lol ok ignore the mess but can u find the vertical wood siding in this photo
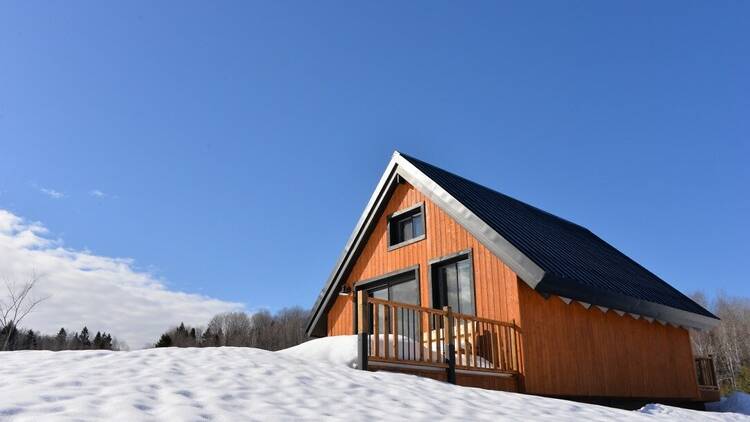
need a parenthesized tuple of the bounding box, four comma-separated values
(326, 181, 522, 336)
(518, 282, 699, 399)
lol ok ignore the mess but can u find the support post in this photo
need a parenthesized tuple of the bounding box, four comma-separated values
(443, 306, 456, 384)
(357, 290, 369, 371)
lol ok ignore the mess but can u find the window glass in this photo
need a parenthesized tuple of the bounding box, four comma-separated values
(443, 264, 459, 311)
(371, 287, 388, 301)
(390, 277, 419, 305)
(389, 206, 425, 247)
(433, 256, 475, 315)
(400, 219, 413, 244)
(457, 259, 474, 315)
(412, 213, 424, 237)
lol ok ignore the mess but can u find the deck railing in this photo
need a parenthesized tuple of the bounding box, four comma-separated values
(695, 356, 719, 390)
(356, 291, 520, 381)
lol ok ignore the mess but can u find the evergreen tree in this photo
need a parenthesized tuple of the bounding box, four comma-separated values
(68, 331, 81, 349)
(79, 327, 91, 348)
(93, 331, 103, 349)
(200, 328, 214, 347)
(22, 329, 38, 350)
(55, 328, 67, 350)
(189, 327, 196, 340)
(102, 333, 113, 350)
(155, 333, 172, 348)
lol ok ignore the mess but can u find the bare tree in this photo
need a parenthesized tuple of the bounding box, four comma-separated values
(274, 307, 310, 349)
(690, 291, 750, 393)
(208, 312, 252, 346)
(0, 273, 49, 351)
(152, 308, 311, 351)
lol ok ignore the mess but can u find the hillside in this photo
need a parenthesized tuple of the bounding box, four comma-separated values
(0, 336, 747, 421)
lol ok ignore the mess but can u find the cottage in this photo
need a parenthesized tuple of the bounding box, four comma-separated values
(306, 151, 720, 408)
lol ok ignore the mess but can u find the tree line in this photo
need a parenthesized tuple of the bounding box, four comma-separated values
(0, 324, 124, 351)
(691, 292, 750, 394)
(154, 307, 310, 351)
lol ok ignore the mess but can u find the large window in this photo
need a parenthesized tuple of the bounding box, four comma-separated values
(388, 203, 425, 249)
(431, 252, 475, 315)
(356, 268, 421, 343)
(364, 270, 419, 305)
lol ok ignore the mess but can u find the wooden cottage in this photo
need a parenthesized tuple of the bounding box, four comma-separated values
(306, 151, 720, 408)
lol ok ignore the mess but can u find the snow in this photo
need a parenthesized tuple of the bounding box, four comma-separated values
(0, 336, 747, 421)
(707, 393, 750, 415)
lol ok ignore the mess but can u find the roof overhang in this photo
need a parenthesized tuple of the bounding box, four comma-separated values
(306, 151, 719, 336)
(536, 275, 719, 330)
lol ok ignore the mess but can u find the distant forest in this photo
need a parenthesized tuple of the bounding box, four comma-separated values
(0, 325, 124, 351)
(153, 307, 310, 351)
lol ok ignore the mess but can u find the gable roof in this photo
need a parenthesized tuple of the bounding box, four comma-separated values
(306, 152, 718, 336)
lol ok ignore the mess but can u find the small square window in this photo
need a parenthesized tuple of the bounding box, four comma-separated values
(388, 204, 425, 249)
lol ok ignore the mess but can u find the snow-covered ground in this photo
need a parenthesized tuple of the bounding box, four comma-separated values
(1, 336, 748, 421)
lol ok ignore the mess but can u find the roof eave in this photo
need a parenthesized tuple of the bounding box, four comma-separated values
(536, 275, 720, 330)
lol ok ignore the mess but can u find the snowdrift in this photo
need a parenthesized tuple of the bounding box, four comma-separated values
(0, 336, 748, 421)
(707, 393, 750, 415)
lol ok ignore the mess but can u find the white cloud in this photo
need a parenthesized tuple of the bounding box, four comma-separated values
(89, 189, 105, 197)
(0, 209, 243, 348)
(39, 187, 65, 199)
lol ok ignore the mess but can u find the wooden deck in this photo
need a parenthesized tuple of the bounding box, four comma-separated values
(357, 292, 520, 391)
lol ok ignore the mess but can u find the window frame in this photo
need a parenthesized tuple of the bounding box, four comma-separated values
(351, 265, 421, 334)
(427, 249, 477, 316)
(387, 202, 426, 251)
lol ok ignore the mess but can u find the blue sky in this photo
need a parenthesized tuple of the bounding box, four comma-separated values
(0, 1, 748, 336)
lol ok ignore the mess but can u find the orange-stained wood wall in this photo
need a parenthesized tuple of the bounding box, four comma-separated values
(518, 282, 699, 399)
(326, 181, 522, 336)
(324, 180, 700, 400)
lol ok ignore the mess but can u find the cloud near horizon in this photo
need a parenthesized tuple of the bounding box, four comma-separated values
(0, 209, 243, 348)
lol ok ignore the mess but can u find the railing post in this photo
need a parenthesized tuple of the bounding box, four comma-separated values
(708, 354, 718, 388)
(443, 306, 456, 384)
(357, 290, 369, 371)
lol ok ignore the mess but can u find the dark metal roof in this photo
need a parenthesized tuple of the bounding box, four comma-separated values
(400, 153, 717, 321)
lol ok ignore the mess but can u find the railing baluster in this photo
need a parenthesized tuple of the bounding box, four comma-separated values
(462, 317, 469, 368)
(494, 322, 502, 370)
(384, 305, 390, 361)
(373, 303, 379, 358)
(455, 316, 461, 367)
(504, 327, 513, 367)
(393, 303, 399, 360)
(419, 309, 425, 362)
(511, 320, 521, 371)
(471, 320, 478, 368)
